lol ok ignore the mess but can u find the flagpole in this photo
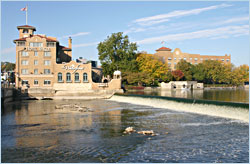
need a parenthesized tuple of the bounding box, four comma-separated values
(26, 5, 28, 25)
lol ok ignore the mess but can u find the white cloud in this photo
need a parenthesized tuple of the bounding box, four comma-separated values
(133, 3, 232, 26)
(213, 16, 249, 26)
(136, 25, 249, 44)
(73, 42, 99, 48)
(1, 47, 15, 54)
(59, 32, 90, 39)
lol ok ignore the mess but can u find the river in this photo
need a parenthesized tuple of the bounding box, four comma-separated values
(1, 89, 249, 163)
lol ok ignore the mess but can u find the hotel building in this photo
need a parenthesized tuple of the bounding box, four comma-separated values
(154, 47, 231, 70)
(14, 25, 121, 92)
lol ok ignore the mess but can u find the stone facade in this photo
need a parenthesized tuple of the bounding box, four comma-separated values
(161, 81, 204, 90)
(14, 25, 121, 93)
(155, 47, 231, 70)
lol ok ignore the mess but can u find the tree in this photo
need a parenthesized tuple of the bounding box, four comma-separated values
(1, 62, 15, 72)
(123, 71, 154, 86)
(136, 53, 170, 84)
(231, 64, 249, 86)
(97, 32, 138, 77)
(176, 60, 193, 81)
(171, 70, 184, 81)
(192, 63, 206, 82)
(202, 60, 226, 84)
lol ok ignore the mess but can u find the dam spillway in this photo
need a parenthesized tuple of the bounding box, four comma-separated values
(110, 94, 249, 123)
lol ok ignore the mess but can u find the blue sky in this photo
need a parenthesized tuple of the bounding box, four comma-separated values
(1, 1, 249, 66)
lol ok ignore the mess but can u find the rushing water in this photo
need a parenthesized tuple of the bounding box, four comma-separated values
(1, 97, 249, 163)
(127, 88, 249, 103)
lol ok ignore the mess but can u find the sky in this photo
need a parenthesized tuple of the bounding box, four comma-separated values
(1, 1, 249, 66)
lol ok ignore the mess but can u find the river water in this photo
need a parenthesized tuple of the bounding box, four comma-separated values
(127, 88, 249, 103)
(1, 92, 249, 163)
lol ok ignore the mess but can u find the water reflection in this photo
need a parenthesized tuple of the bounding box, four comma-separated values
(127, 89, 249, 103)
(2, 99, 249, 163)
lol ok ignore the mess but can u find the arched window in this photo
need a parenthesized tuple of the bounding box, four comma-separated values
(58, 72, 63, 82)
(66, 73, 71, 82)
(75, 73, 80, 82)
(83, 73, 88, 82)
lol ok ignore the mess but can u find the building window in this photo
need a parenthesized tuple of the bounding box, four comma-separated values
(44, 80, 51, 85)
(47, 42, 55, 47)
(21, 51, 28, 56)
(83, 73, 88, 82)
(44, 51, 51, 57)
(66, 73, 71, 82)
(200, 58, 203, 61)
(30, 42, 43, 47)
(44, 60, 51, 65)
(174, 58, 176, 60)
(58, 73, 63, 82)
(221, 59, 224, 61)
(195, 58, 198, 61)
(34, 60, 38, 65)
(226, 59, 229, 62)
(22, 80, 29, 85)
(21, 60, 28, 65)
(184, 58, 186, 60)
(190, 58, 192, 61)
(23, 29, 28, 33)
(179, 58, 182, 60)
(44, 69, 51, 74)
(168, 57, 172, 60)
(34, 51, 38, 56)
(168, 63, 171, 67)
(34, 80, 38, 85)
(205, 58, 208, 61)
(17, 41, 25, 46)
(216, 58, 218, 61)
(21, 69, 28, 75)
(34, 69, 38, 75)
(75, 73, 80, 82)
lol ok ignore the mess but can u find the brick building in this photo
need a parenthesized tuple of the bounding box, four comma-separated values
(14, 25, 121, 92)
(154, 47, 231, 70)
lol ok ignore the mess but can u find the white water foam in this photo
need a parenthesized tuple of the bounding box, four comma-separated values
(109, 95, 249, 123)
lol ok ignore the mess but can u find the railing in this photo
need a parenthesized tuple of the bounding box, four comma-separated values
(1, 82, 15, 88)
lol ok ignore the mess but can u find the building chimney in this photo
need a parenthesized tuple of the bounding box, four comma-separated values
(68, 37, 72, 49)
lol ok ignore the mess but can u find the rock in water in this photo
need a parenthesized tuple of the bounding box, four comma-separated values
(137, 130, 155, 135)
(123, 127, 136, 134)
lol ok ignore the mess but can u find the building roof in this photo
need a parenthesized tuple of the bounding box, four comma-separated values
(156, 47, 172, 51)
(13, 35, 58, 42)
(17, 25, 36, 31)
(60, 46, 72, 51)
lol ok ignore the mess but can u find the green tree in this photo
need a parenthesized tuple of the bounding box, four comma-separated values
(202, 60, 226, 84)
(123, 71, 154, 86)
(192, 63, 206, 82)
(176, 60, 193, 81)
(97, 32, 138, 77)
(1, 62, 15, 72)
(231, 64, 249, 86)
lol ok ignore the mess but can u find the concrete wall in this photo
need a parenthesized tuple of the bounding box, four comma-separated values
(1, 88, 14, 103)
(161, 81, 203, 90)
(92, 79, 121, 91)
(53, 83, 92, 91)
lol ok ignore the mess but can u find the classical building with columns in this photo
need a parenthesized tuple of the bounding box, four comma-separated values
(154, 47, 231, 70)
(14, 25, 121, 95)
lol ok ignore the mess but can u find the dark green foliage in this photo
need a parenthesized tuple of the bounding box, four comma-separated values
(97, 32, 138, 77)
